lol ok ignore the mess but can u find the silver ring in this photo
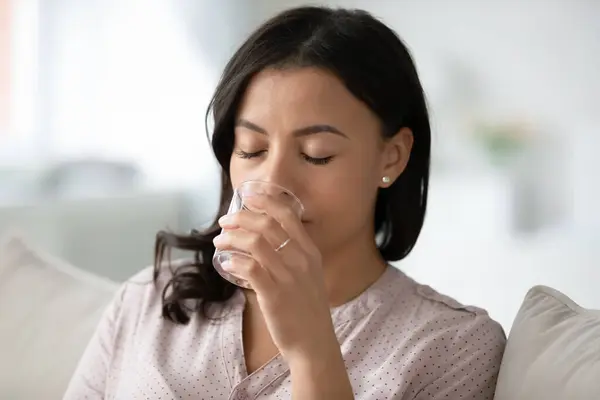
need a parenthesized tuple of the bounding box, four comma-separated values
(274, 238, 291, 252)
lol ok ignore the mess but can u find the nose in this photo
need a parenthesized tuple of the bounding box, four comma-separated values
(247, 150, 303, 214)
(256, 150, 296, 194)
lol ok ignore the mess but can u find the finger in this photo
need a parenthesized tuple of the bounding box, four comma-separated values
(213, 229, 296, 283)
(213, 229, 282, 274)
(221, 253, 274, 292)
(242, 194, 315, 253)
(218, 210, 288, 250)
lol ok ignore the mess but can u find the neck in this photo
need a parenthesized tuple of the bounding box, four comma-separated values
(322, 231, 387, 307)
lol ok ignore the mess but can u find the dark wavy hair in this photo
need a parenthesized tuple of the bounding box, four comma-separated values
(154, 6, 431, 324)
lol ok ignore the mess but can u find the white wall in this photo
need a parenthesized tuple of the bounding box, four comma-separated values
(259, 0, 600, 120)
(15, 0, 229, 188)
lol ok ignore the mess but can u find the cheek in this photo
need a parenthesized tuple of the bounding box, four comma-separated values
(229, 159, 242, 188)
(305, 155, 380, 230)
(229, 157, 254, 189)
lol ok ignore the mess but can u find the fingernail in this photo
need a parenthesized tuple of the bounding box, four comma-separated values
(213, 233, 224, 244)
(218, 215, 231, 224)
(222, 260, 233, 270)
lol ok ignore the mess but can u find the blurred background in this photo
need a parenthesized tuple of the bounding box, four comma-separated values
(0, 0, 598, 330)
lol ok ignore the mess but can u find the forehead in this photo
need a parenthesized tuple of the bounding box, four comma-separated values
(236, 67, 379, 130)
(242, 67, 344, 103)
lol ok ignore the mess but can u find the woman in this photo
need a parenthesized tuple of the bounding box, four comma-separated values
(65, 6, 505, 400)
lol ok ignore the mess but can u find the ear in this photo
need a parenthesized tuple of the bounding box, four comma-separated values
(379, 127, 414, 188)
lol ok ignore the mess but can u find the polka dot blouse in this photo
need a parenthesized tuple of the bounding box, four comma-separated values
(64, 265, 506, 399)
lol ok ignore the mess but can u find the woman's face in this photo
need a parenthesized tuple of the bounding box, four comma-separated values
(230, 67, 412, 257)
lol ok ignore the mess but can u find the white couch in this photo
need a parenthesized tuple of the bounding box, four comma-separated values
(1, 235, 598, 399)
(0, 235, 118, 399)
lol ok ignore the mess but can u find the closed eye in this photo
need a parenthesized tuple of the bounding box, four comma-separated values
(234, 149, 265, 159)
(303, 155, 333, 165)
(234, 149, 334, 165)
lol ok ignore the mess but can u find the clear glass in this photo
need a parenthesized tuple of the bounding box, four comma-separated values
(213, 180, 304, 289)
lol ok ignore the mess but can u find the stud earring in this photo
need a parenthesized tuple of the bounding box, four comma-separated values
(382, 176, 391, 184)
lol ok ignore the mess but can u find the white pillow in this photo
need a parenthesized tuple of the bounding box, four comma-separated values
(494, 285, 600, 399)
(0, 234, 118, 400)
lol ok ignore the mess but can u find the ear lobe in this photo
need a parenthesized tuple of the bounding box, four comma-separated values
(380, 128, 414, 187)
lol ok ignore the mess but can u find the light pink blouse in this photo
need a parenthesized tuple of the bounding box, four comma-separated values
(64, 265, 506, 399)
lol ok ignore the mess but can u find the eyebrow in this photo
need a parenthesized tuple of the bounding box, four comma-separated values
(235, 118, 348, 138)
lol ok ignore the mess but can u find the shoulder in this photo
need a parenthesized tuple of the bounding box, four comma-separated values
(373, 267, 506, 362)
(112, 259, 240, 327)
(395, 275, 506, 398)
(358, 268, 506, 396)
(411, 282, 506, 359)
(107, 259, 189, 329)
(385, 267, 505, 335)
(414, 278, 505, 345)
(391, 269, 506, 376)
(339, 268, 506, 398)
(120, 262, 171, 306)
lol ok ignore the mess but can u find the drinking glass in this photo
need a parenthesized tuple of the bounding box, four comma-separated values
(213, 180, 304, 289)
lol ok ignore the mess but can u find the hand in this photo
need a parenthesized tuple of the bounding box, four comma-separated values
(213, 194, 337, 361)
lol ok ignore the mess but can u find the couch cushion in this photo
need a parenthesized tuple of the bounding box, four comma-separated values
(494, 285, 600, 399)
(0, 233, 119, 400)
